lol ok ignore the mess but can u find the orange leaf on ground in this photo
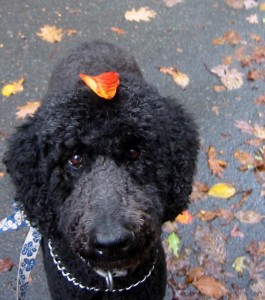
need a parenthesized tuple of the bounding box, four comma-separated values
(16, 101, 40, 119)
(176, 210, 193, 224)
(193, 276, 229, 299)
(111, 27, 127, 35)
(80, 72, 120, 100)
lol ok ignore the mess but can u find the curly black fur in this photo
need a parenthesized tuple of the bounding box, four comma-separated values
(4, 41, 199, 300)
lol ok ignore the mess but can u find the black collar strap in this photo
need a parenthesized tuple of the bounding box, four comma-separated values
(48, 240, 157, 292)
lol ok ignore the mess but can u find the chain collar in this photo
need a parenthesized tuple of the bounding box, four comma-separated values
(48, 240, 157, 293)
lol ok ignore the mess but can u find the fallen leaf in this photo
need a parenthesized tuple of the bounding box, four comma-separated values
(79, 72, 120, 100)
(163, 0, 184, 7)
(234, 150, 255, 170)
(253, 124, 265, 139)
(190, 182, 209, 201)
(247, 69, 262, 81)
(194, 226, 227, 264)
(196, 208, 234, 223)
(232, 256, 247, 274)
(234, 120, 254, 135)
(213, 85, 226, 92)
(159, 66, 189, 89)
(224, 30, 241, 47)
(245, 0, 259, 9)
(260, 2, 265, 11)
(110, 27, 127, 35)
(64, 29, 78, 36)
(226, 0, 244, 9)
(255, 94, 265, 105)
(176, 210, 193, 224)
(212, 36, 225, 46)
(208, 183, 236, 199)
(1, 77, 24, 97)
(193, 276, 229, 299)
(124, 7, 157, 22)
(231, 224, 245, 238)
(16, 101, 41, 119)
(235, 210, 264, 224)
(167, 232, 181, 257)
(251, 278, 265, 298)
(207, 146, 227, 178)
(36, 25, 64, 43)
(186, 267, 204, 284)
(172, 69, 190, 89)
(0, 257, 15, 273)
(246, 14, 259, 24)
(0, 172, 4, 178)
(221, 68, 244, 90)
(249, 33, 261, 42)
(196, 210, 218, 222)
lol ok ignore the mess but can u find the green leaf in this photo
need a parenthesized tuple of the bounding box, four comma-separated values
(167, 232, 181, 257)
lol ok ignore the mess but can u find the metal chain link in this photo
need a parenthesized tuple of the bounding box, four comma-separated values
(48, 240, 157, 293)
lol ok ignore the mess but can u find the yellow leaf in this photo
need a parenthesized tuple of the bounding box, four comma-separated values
(124, 7, 157, 22)
(232, 256, 247, 274)
(260, 2, 265, 11)
(1, 77, 25, 97)
(37, 25, 64, 43)
(16, 101, 41, 119)
(208, 183, 236, 199)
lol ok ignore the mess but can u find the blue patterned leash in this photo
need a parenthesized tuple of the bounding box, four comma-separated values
(0, 207, 42, 300)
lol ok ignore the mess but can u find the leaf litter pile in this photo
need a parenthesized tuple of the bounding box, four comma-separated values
(1, 0, 265, 299)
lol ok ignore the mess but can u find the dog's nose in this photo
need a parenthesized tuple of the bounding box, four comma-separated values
(92, 230, 135, 258)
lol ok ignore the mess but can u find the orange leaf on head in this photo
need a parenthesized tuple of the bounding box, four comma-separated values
(79, 72, 120, 100)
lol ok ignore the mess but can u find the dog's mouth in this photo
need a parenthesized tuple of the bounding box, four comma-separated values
(78, 250, 144, 271)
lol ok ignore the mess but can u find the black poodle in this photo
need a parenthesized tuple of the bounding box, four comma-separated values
(4, 41, 199, 300)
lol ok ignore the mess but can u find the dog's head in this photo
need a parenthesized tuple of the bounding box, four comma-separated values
(4, 74, 198, 270)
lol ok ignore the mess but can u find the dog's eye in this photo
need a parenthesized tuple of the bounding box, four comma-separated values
(69, 153, 83, 168)
(128, 148, 141, 161)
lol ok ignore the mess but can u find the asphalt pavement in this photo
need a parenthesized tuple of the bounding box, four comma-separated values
(1, 1, 265, 299)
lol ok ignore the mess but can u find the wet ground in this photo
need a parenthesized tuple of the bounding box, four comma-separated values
(1, 0, 265, 299)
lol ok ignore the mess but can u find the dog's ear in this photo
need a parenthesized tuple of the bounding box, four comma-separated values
(162, 102, 199, 222)
(3, 115, 43, 214)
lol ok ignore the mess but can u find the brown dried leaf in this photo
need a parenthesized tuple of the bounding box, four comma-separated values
(0, 257, 15, 273)
(124, 7, 157, 22)
(16, 101, 41, 119)
(186, 267, 204, 284)
(231, 224, 244, 238)
(235, 210, 265, 224)
(207, 146, 227, 178)
(213, 85, 226, 92)
(159, 66, 189, 89)
(255, 94, 265, 105)
(212, 36, 225, 46)
(194, 225, 227, 264)
(224, 30, 241, 47)
(251, 279, 265, 298)
(193, 276, 229, 299)
(234, 120, 254, 135)
(190, 182, 209, 201)
(196, 210, 218, 222)
(247, 69, 262, 81)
